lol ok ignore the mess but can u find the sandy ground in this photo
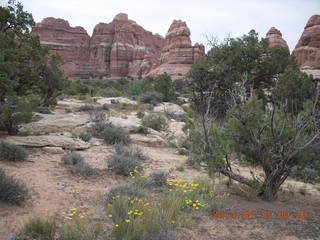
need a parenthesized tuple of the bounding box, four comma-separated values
(1, 99, 319, 240)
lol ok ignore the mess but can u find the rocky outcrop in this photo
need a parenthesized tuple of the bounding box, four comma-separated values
(265, 27, 289, 50)
(5, 135, 90, 150)
(89, 13, 165, 78)
(148, 20, 205, 79)
(293, 15, 320, 68)
(32, 17, 91, 77)
(33, 15, 203, 79)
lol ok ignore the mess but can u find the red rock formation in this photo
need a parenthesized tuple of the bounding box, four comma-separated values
(293, 15, 320, 68)
(265, 27, 289, 50)
(148, 20, 205, 79)
(33, 14, 165, 78)
(32, 17, 90, 77)
(33, 15, 204, 79)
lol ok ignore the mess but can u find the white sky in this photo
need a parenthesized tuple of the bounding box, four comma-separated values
(6, 0, 320, 51)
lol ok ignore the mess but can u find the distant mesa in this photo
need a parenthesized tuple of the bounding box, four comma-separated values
(32, 14, 204, 79)
(265, 27, 289, 50)
(293, 14, 320, 68)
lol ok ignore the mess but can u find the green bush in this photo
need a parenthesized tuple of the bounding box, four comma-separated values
(99, 87, 123, 97)
(102, 125, 131, 145)
(154, 74, 176, 102)
(140, 91, 164, 105)
(0, 141, 27, 161)
(107, 145, 145, 176)
(142, 114, 166, 131)
(61, 152, 84, 165)
(0, 168, 28, 205)
(106, 184, 144, 202)
(23, 217, 56, 240)
(79, 132, 92, 142)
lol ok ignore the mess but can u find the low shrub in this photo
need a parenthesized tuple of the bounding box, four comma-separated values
(106, 184, 144, 202)
(107, 153, 140, 176)
(79, 132, 92, 142)
(89, 121, 111, 138)
(114, 144, 147, 161)
(69, 162, 96, 178)
(136, 111, 145, 119)
(22, 217, 56, 240)
(35, 107, 51, 114)
(99, 87, 123, 97)
(147, 171, 168, 187)
(0, 141, 27, 162)
(165, 112, 188, 122)
(61, 152, 84, 165)
(142, 114, 166, 131)
(89, 111, 107, 123)
(102, 125, 131, 145)
(0, 168, 28, 205)
(130, 125, 149, 134)
(78, 104, 95, 111)
(140, 91, 164, 105)
(107, 145, 145, 176)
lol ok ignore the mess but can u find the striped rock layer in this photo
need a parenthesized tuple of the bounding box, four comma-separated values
(32, 14, 204, 79)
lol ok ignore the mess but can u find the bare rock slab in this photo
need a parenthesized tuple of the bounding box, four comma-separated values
(5, 135, 90, 150)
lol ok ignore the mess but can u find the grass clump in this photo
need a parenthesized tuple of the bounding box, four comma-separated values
(0, 168, 28, 205)
(0, 141, 27, 162)
(22, 217, 56, 240)
(142, 113, 166, 131)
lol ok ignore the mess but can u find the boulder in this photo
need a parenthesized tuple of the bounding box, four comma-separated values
(131, 134, 167, 147)
(168, 121, 186, 138)
(153, 102, 186, 115)
(42, 147, 65, 154)
(293, 15, 320, 67)
(96, 97, 138, 105)
(5, 135, 90, 150)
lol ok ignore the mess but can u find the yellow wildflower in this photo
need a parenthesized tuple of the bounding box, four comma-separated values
(108, 214, 113, 218)
(80, 216, 85, 219)
(115, 224, 119, 227)
(125, 219, 130, 223)
(128, 210, 133, 215)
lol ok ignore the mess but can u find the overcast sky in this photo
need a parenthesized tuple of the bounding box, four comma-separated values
(8, 0, 320, 51)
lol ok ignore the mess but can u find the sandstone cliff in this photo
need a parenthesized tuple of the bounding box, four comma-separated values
(148, 20, 205, 79)
(293, 15, 320, 68)
(33, 14, 203, 79)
